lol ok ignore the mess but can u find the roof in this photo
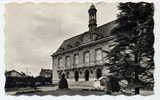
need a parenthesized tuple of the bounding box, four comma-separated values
(5, 70, 26, 77)
(52, 20, 119, 56)
(40, 69, 52, 73)
(90, 4, 96, 9)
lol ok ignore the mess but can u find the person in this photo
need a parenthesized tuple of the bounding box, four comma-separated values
(58, 74, 68, 89)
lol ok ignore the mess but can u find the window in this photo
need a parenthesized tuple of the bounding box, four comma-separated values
(84, 52, 90, 63)
(75, 42, 80, 46)
(95, 49, 102, 61)
(74, 54, 79, 65)
(65, 56, 71, 68)
(67, 45, 72, 49)
(83, 34, 90, 43)
(58, 58, 63, 68)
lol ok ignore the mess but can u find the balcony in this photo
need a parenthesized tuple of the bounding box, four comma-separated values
(83, 62, 90, 67)
(57, 60, 104, 71)
(95, 60, 103, 65)
(57, 65, 71, 71)
(81, 60, 103, 67)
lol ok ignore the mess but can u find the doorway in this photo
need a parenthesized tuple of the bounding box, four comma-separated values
(84, 70, 89, 81)
(96, 69, 102, 79)
(74, 71, 79, 81)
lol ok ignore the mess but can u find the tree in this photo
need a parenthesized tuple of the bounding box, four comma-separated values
(104, 2, 154, 95)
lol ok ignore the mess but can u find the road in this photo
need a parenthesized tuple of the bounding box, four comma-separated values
(7, 86, 153, 96)
(6, 80, 154, 96)
(15, 89, 105, 96)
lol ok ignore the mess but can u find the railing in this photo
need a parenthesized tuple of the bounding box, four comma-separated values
(57, 60, 104, 70)
(95, 60, 103, 65)
(81, 60, 104, 67)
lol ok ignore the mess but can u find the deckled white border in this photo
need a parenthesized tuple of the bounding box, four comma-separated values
(0, 0, 160, 100)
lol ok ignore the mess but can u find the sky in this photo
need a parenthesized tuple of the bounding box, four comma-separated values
(5, 2, 119, 76)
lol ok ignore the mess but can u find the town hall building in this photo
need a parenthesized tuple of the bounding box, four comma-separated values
(51, 4, 119, 82)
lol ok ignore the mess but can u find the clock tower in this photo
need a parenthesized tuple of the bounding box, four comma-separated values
(88, 4, 97, 40)
(88, 4, 97, 32)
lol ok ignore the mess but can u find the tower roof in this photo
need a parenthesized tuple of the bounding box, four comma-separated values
(88, 4, 97, 13)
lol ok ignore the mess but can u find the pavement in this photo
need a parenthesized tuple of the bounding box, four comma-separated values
(15, 89, 105, 96)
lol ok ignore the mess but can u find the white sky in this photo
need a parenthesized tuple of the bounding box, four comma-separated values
(5, 2, 119, 76)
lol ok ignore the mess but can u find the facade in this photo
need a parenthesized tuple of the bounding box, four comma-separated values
(51, 4, 119, 82)
(40, 69, 52, 78)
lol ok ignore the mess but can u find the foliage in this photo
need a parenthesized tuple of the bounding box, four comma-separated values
(105, 2, 154, 89)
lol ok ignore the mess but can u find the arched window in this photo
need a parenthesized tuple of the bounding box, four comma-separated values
(65, 56, 71, 68)
(58, 58, 63, 68)
(74, 54, 79, 65)
(84, 51, 90, 63)
(95, 48, 102, 61)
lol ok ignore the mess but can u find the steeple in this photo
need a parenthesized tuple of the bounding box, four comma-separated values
(88, 4, 97, 32)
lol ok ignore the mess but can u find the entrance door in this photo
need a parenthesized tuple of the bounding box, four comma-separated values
(96, 69, 102, 79)
(84, 70, 89, 81)
(74, 71, 79, 81)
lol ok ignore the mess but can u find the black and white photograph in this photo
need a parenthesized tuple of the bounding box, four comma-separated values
(4, 1, 154, 96)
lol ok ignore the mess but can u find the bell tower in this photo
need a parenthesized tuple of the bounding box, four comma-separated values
(88, 4, 97, 32)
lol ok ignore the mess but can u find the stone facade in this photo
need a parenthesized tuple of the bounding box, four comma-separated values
(51, 4, 119, 82)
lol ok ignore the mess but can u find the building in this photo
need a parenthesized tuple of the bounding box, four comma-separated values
(40, 69, 52, 78)
(5, 70, 26, 78)
(51, 4, 119, 82)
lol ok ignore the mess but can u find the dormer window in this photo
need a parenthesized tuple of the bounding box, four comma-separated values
(67, 45, 72, 49)
(75, 42, 80, 46)
(59, 47, 65, 51)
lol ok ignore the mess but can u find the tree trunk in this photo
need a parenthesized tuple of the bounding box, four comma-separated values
(134, 39, 141, 94)
(135, 70, 140, 94)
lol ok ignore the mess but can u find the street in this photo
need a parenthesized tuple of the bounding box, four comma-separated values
(15, 88, 105, 96)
